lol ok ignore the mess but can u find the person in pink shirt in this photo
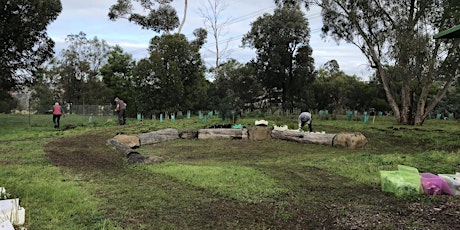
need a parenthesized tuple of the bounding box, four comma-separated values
(49, 102, 64, 128)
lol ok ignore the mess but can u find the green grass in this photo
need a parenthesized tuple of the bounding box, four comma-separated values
(1, 113, 459, 229)
(0, 114, 116, 141)
(0, 114, 121, 229)
(1, 158, 110, 229)
(144, 163, 288, 203)
(301, 150, 460, 187)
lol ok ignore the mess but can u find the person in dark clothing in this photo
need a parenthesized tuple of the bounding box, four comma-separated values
(49, 102, 64, 128)
(114, 97, 127, 125)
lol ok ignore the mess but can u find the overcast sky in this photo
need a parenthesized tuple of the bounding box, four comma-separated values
(47, 0, 373, 80)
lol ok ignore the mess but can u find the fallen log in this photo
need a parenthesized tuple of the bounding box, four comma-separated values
(137, 128, 179, 145)
(113, 134, 140, 148)
(106, 138, 138, 157)
(107, 135, 165, 164)
(198, 128, 249, 139)
(271, 130, 336, 146)
(271, 130, 367, 148)
(179, 129, 199, 139)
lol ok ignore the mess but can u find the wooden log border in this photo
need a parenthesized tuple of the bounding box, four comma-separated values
(107, 127, 368, 164)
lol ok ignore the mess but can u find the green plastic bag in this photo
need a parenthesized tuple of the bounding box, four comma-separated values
(380, 165, 422, 197)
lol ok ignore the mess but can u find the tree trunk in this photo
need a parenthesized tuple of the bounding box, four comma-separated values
(198, 128, 249, 139)
(137, 128, 179, 145)
(400, 81, 411, 124)
(106, 138, 137, 157)
(376, 65, 401, 123)
(214, 30, 219, 80)
(177, 0, 187, 34)
(414, 46, 457, 125)
(271, 130, 368, 149)
(271, 130, 336, 146)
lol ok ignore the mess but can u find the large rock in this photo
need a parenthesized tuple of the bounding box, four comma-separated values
(113, 134, 140, 148)
(249, 126, 273, 141)
(332, 132, 368, 149)
(198, 128, 249, 139)
(137, 128, 179, 145)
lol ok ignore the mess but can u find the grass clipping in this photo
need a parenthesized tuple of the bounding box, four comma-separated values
(148, 163, 287, 203)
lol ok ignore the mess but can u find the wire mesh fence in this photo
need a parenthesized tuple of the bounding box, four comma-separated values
(69, 104, 114, 116)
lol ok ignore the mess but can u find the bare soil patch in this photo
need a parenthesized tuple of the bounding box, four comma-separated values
(44, 132, 460, 229)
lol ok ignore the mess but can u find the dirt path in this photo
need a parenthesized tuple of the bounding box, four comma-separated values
(45, 131, 124, 171)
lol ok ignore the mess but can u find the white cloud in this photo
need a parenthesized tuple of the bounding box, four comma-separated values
(47, 0, 373, 79)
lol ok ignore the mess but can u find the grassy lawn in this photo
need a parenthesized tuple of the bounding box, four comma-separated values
(1, 113, 459, 229)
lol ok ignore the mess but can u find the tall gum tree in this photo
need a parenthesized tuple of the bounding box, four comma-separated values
(317, 0, 460, 125)
(199, 0, 232, 81)
(0, 0, 62, 93)
(100, 45, 136, 112)
(57, 32, 111, 105)
(133, 31, 208, 115)
(242, 2, 316, 112)
(108, 0, 188, 34)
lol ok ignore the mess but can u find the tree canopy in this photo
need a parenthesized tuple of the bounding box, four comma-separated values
(100, 45, 136, 102)
(313, 61, 389, 113)
(243, 3, 316, 111)
(108, 0, 180, 33)
(318, 0, 460, 125)
(132, 32, 209, 116)
(0, 0, 62, 93)
(32, 32, 113, 110)
(6, 0, 459, 122)
(207, 59, 262, 120)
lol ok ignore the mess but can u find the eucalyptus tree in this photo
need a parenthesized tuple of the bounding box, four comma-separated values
(242, 2, 316, 111)
(318, 0, 460, 125)
(436, 79, 460, 117)
(314, 64, 356, 112)
(208, 59, 262, 118)
(153, 29, 209, 112)
(132, 52, 182, 115)
(100, 45, 137, 115)
(314, 63, 388, 113)
(199, 0, 232, 80)
(108, 0, 187, 34)
(133, 31, 209, 115)
(56, 32, 112, 105)
(323, 59, 340, 73)
(0, 0, 61, 105)
(275, 0, 311, 8)
(30, 59, 64, 113)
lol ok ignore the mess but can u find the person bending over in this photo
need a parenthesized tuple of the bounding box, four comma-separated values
(298, 111, 312, 132)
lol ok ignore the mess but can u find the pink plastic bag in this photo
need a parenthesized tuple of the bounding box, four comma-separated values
(420, 173, 453, 195)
